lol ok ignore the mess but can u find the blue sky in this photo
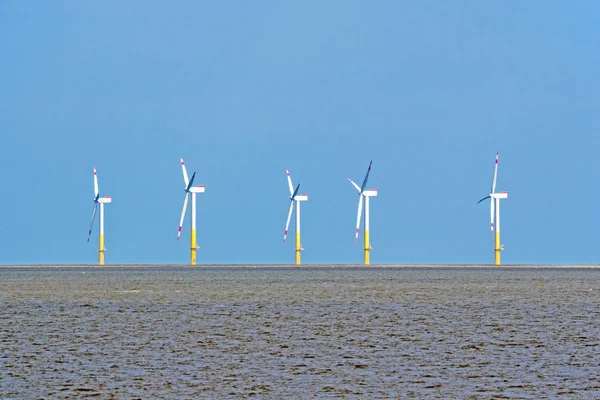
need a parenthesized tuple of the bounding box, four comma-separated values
(1, 1, 599, 264)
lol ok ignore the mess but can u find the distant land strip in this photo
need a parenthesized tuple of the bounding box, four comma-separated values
(1, 264, 600, 269)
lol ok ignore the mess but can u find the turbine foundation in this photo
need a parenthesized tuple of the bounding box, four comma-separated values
(99, 234, 105, 266)
(495, 230, 501, 265)
(295, 233, 301, 265)
(364, 230, 370, 265)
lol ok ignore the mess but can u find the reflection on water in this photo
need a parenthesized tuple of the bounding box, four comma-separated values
(1, 267, 599, 398)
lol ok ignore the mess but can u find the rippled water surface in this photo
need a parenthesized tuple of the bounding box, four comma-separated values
(1, 266, 600, 399)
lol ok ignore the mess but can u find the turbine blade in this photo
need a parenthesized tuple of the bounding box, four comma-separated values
(93, 167, 99, 198)
(491, 151, 498, 194)
(286, 169, 294, 196)
(477, 195, 491, 204)
(490, 197, 495, 232)
(87, 203, 98, 243)
(283, 200, 294, 242)
(348, 178, 361, 192)
(355, 195, 364, 242)
(291, 183, 300, 200)
(360, 160, 373, 193)
(186, 172, 196, 192)
(177, 193, 189, 240)
(180, 157, 190, 187)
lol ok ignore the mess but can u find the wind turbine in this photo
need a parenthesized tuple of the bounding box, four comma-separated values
(283, 169, 308, 265)
(87, 167, 112, 266)
(349, 161, 378, 265)
(478, 151, 508, 265)
(177, 157, 205, 265)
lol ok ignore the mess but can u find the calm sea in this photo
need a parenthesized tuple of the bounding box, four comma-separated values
(1, 266, 599, 399)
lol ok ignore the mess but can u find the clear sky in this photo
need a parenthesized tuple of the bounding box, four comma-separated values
(1, 1, 599, 265)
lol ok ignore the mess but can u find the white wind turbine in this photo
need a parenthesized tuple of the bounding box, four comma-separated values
(283, 169, 308, 265)
(477, 151, 508, 265)
(177, 157, 205, 265)
(349, 160, 378, 265)
(87, 167, 112, 265)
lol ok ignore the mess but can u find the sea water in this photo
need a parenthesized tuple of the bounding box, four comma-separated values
(1, 266, 599, 398)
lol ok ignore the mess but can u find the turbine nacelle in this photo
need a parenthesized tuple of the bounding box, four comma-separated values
(349, 181, 378, 197)
(189, 186, 206, 194)
(480, 191, 509, 202)
(362, 189, 378, 197)
(97, 196, 112, 204)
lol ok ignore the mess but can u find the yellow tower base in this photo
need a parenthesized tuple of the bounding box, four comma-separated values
(495, 230, 501, 266)
(364, 230, 370, 265)
(191, 229, 197, 265)
(99, 234, 105, 266)
(295, 233, 301, 265)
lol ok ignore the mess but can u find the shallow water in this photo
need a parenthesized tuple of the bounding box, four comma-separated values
(1, 267, 599, 399)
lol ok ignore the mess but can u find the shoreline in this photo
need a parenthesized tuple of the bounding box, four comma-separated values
(1, 264, 600, 269)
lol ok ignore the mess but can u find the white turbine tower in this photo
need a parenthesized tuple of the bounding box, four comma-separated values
(177, 157, 205, 265)
(478, 151, 508, 265)
(283, 169, 308, 265)
(87, 167, 112, 266)
(349, 160, 378, 265)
